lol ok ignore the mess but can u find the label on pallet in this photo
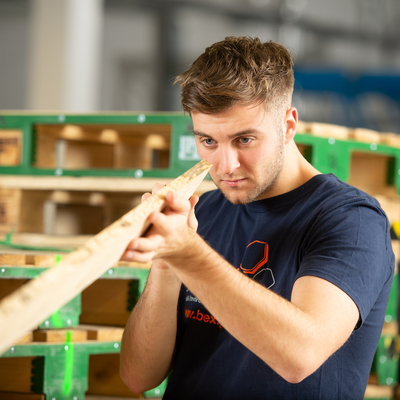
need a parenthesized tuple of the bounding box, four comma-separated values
(178, 136, 200, 160)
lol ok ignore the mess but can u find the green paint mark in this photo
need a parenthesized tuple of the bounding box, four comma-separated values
(50, 309, 63, 328)
(63, 330, 74, 396)
(54, 254, 63, 265)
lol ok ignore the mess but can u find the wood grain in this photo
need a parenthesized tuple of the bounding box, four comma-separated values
(0, 160, 212, 355)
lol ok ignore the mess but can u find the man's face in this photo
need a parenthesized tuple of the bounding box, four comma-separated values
(192, 103, 286, 205)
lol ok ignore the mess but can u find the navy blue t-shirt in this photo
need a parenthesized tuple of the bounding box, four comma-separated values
(163, 174, 394, 400)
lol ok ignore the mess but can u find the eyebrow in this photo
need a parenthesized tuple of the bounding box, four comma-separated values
(193, 129, 260, 139)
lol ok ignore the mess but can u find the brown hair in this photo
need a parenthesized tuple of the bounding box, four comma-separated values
(175, 36, 294, 115)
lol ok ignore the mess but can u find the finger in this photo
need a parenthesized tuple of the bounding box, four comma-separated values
(189, 195, 199, 209)
(164, 191, 191, 214)
(188, 195, 199, 230)
(148, 211, 173, 237)
(141, 192, 152, 203)
(120, 248, 157, 263)
(152, 182, 168, 195)
(126, 235, 163, 253)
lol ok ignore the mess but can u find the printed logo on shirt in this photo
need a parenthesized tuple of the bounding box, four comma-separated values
(185, 308, 223, 329)
(239, 240, 275, 288)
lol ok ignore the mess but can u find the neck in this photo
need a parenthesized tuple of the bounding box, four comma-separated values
(267, 141, 320, 198)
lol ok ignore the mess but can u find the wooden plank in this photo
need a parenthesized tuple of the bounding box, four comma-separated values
(307, 122, 349, 140)
(0, 254, 26, 266)
(0, 233, 90, 251)
(32, 328, 87, 342)
(349, 127, 381, 144)
(381, 132, 400, 149)
(0, 175, 217, 193)
(0, 160, 212, 354)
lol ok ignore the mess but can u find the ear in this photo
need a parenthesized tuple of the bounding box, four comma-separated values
(284, 107, 298, 144)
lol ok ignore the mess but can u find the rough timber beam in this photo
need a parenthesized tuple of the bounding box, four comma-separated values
(0, 160, 212, 355)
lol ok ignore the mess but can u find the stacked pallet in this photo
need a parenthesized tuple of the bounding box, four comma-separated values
(0, 254, 157, 400)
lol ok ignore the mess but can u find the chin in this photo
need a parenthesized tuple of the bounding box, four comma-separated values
(219, 189, 254, 205)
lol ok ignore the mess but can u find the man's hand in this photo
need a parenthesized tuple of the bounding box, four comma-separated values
(121, 185, 199, 264)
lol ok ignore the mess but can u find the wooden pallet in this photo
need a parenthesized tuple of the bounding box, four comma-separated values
(298, 120, 400, 149)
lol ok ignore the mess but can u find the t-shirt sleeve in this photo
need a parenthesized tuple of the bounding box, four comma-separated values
(295, 198, 394, 326)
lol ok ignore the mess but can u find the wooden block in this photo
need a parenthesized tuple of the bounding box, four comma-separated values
(32, 254, 59, 267)
(32, 328, 87, 342)
(87, 353, 144, 398)
(0, 254, 26, 266)
(365, 383, 394, 398)
(381, 132, 400, 149)
(0, 357, 37, 393)
(0, 130, 22, 166)
(0, 160, 212, 355)
(0, 393, 45, 400)
(77, 324, 124, 341)
(349, 128, 381, 144)
(307, 122, 349, 140)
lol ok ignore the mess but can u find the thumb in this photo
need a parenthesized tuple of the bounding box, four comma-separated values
(188, 195, 199, 230)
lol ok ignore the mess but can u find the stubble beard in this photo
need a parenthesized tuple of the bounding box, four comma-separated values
(213, 137, 285, 205)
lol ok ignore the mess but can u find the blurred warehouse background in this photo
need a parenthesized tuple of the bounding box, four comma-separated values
(0, 0, 399, 132)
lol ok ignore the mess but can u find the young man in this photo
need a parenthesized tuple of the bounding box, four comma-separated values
(120, 37, 394, 399)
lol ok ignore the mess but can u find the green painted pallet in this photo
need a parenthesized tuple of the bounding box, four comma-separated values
(1, 340, 166, 399)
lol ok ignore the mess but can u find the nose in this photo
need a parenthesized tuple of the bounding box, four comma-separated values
(219, 146, 240, 175)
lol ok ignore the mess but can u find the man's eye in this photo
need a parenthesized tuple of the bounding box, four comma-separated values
(204, 138, 214, 145)
(240, 137, 251, 144)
